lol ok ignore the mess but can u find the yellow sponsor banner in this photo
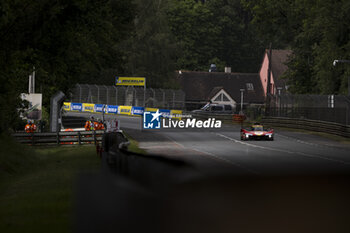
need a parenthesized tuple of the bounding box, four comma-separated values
(145, 107, 158, 112)
(63, 102, 71, 111)
(170, 110, 183, 120)
(82, 103, 95, 112)
(118, 106, 132, 115)
(115, 77, 145, 86)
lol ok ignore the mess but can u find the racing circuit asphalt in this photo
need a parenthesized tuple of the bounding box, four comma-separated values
(69, 112, 350, 233)
(65, 112, 350, 176)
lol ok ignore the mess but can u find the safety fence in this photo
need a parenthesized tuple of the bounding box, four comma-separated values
(266, 94, 350, 125)
(261, 117, 350, 138)
(13, 130, 105, 145)
(63, 102, 183, 119)
(68, 84, 185, 109)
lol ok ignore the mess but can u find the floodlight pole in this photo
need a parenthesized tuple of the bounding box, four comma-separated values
(333, 59, 350, 95)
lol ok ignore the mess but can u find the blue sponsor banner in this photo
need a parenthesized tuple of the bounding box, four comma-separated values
(71, 103, 82, 111)
(106, 105, 118, 114)
(94, 104, 106, 113)
(131, 106, 144, 115)
(159, 109, 171, 118)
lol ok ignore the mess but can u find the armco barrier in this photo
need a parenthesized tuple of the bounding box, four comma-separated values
(261, 117, 350, 138)
(13, 130, 105, 145)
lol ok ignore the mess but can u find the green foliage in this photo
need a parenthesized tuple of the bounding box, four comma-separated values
(247, 0, 350, 95)
(0, 0, 134, 133)
(3, 0, 350, 133)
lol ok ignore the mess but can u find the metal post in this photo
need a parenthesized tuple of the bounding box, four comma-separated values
(277, 87, 282, 116)
(33, 66, 35, 93)
(78, 131, 81, 145)
(240, 89, 245, 114)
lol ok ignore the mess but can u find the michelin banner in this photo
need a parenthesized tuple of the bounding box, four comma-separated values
(131, 106, 144, 115)
(82, 103, 94, 112)
(170, 109, 183, 120)
(106, 105, 118, 114)
(159, 109, 171, 118)
(94, 104, 106, 113)
(145, 107, 158, 113)
(115, 77, 145, 86)
(71, 103, 82, 112)
(63, 102, 71, 111)
(118, 106, 132, 115)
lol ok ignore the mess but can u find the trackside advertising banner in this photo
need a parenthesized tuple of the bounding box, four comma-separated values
(159, 109, 171, 118)
(71, 103, 82, 111)
(115, 77, 145, 86)
(170, 109, 183, 120)
(106, 105, 118, 114)
(94, 104, 106, 113)
(145, 107, 158, 112)
(82, 103, 94, 112)
(63, 102, 182, 119)
(131, 106, 144, 115)
(63, 102, 71, 111)
(118, 106, 132, 115)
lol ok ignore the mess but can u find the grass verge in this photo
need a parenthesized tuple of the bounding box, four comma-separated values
(0, 135, 100, 233)
(123, 132, 147, 155)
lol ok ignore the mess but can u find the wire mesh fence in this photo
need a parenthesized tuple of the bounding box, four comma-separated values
(266, 94, 350, 125)
(67, 84, 185, 109)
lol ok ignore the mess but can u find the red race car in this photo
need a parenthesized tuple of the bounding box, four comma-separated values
(240, 124, 274, 141)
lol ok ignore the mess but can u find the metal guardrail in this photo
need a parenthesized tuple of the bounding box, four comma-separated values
(261, 117, 350, 138)
(13, 130, 105, 145)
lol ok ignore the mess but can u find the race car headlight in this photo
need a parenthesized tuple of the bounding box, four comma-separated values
(245, 133, 252, 138)
(265, 133, 272, 138)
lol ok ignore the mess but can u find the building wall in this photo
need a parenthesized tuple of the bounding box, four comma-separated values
(259, 52, 275, 96)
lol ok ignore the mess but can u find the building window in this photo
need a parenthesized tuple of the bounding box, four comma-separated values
(246, 83, 254, 91)
(214, 94, 222, 102)
(213, 93, 230, 102)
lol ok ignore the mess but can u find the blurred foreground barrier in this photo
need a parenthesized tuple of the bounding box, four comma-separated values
(261, 117, 350, 138)
(101, 132, 194, 188)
